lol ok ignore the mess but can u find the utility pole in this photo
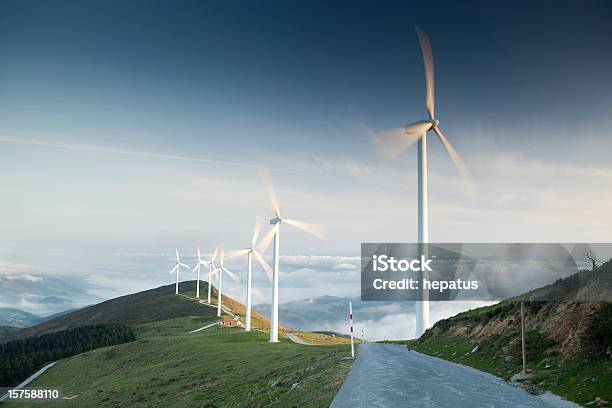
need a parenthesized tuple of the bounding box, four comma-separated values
(521, 301, 527, 375)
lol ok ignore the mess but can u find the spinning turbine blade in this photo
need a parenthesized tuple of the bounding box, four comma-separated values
(416, 25, 435, 119)
(211, 247, 218, 264)
(197, 247, 202, 261)
(223, 267, 240, 283)
(369, 122, 430, 161)
(284, 219, 326, 240)
(251, 216, 263, 248)
(256, 225, 277, 254)
(254, 251, 273, 282)
(170, 265, 178, 273)
(260, 168, 281, 217)
(175, 249, 180, 262)
(432, 126, 474, 197)
(192, 264, 199, 272)
(225, 248, 250, 259)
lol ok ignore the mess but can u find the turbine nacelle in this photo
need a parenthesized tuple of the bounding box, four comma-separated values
(270, 216, 282, 225)
(430, 119, 440, 129)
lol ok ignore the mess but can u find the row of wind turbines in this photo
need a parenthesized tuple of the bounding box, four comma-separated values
(170, 169, 324, 342)
(171, 25, 472, 340)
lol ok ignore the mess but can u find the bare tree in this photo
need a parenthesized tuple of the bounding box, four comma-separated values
(584, 250, 600, 270)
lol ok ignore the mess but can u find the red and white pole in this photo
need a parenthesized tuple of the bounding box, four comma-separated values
(349, 301, 355, 358)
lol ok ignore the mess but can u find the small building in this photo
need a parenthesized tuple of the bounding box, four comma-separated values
(220, 319, 240, 327)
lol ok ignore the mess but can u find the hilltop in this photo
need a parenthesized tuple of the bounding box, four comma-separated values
(410, 260, 612, 405)
(3, 280, 276, 342)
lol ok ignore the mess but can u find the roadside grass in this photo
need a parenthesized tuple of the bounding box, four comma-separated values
(294, 332, 356, 345)
(11, 324, 352, 407)
(406, 336, 612, 406)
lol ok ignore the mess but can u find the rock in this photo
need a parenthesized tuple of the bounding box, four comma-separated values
(291, 383, 300, 391)
(510, 372, 531, 383)
(269, 378, 281, 388)
(471, 345, 479, 353)
(504, 356, 513, 363)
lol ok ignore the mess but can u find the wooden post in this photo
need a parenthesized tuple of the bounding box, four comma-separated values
(521, 301, 526, 375)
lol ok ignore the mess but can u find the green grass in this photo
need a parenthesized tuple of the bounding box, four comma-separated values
(11, 323, 353, 407)
(407, 336, 612, 406)
(133, 316, 218, 339)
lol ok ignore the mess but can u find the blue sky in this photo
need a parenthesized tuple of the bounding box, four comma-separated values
(1, 1, 612, 324)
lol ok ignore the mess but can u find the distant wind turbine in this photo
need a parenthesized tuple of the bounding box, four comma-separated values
(227, 217, 274, 332)
(208, 248, 219, 304)
(170, 249, 190, 295)
(370, 26, 474, 338)
(260, 169, 325, 342)
(192, 247, 211, 299)
(216, 250, 240, 318)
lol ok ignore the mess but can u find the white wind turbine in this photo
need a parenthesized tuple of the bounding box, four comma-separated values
(192, 247, 212, 299)
(170, 249, 191, 295)
(215, 249, 240, 318)
(370, 26, 473, 338)
(227, 217, 274, 332)
(207, 248, 219, 304)
(260, 169, 325, 342)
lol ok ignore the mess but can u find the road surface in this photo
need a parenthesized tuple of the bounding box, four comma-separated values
(285, 333, 310, 345)
(186, 321, 220, 334)
(331, 343, 573, 408)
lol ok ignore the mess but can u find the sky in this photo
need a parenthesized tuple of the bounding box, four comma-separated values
(1, 1, 612, 335)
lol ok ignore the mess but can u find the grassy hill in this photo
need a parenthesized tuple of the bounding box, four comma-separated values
(407, 260, 612, 405)
(5, 282, 353, 407)
(3, 281, 269, 341)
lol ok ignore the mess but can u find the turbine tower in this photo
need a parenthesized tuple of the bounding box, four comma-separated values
(170, 249, 190, 295)
(260, 169, 325, 342)
(192, 247, 211, 299)
(216, 250, 240, 317)
(227, 217, 273, 332)
(371, 26, 473, 338)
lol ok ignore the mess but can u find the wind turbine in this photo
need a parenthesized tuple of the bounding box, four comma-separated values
(170, 249, 190, 295)
(370, 26, 473, 338)
(260, 169, 325, 342)
(192, 247, 211, 299)
(207, 248, 219, 304)
(227, 217, 274, 332)
(216, 249, 240, 318)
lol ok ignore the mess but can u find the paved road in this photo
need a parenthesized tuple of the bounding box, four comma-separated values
(331, 343, 566, 408)
(285, 333, 310, 345)
(186, 321, 220, 334)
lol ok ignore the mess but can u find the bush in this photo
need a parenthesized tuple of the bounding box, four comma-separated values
(581, 302, 612, 356)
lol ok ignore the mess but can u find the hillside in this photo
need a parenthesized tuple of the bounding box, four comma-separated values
(410, 260, 612, 405)
(3, 281, 274, 342)
(4, 282, 353, 407)
(0, 308, 43, 328)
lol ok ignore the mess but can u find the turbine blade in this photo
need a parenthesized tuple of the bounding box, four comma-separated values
(175, 249, 180, 262)
(369, 122, 429, 161)
(432, 126, 475, 198)
(259, 168, 281, 217)
(284, 219, 326, 240)
(179, 262, 190, 269)
(170, 265, 178, 273)
(416, 25, 435, 119)
(211, 247, 218, 264)
(225, 248, 250, 259)
(256, 225, 277, 254)
(192, 264, 199, 273)
(223, 267, 240, 283)
(197, 247, 202, 261)
(251, 215, 263, 248)
(254, 251, 273, 282)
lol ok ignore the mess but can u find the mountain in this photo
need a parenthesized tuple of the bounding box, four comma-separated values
(0, 308, 43, 328)
(0, 325, 20, 338)
(0, 273, 100, 316)
(255, 295, 416, 334)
